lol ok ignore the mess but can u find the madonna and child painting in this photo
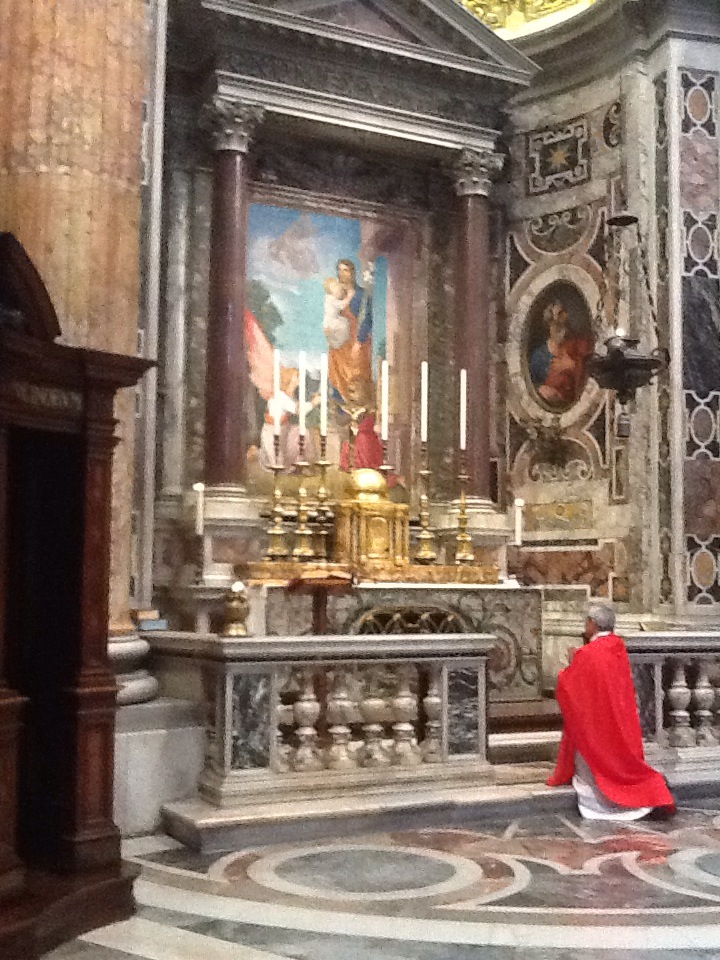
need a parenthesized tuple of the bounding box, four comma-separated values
(242, 202, 410, 497)
(526, 281, 595, 411)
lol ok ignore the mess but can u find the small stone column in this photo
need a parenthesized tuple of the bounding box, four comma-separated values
(453, 148, 503, 501)
(203, 98, 265, 487)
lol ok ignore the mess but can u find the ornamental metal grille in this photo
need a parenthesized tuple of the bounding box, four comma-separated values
(354, 607, 469, 635)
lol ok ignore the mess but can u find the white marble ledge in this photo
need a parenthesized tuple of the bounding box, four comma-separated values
(122, 834, 185, 858)
(147, 631, 497, 663)
(82, 917, 288, 960)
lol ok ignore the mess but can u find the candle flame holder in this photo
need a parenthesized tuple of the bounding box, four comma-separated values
(266, 434, 290, 561)
(415, 442, 437, 564)
(455, 450, 475, 565)
(293, 433, 316, 561)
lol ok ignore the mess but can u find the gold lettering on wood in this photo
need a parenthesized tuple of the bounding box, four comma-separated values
(4, 380, 83, 414)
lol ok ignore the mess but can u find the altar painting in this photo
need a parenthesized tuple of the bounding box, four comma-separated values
(245, 202, 410, 497)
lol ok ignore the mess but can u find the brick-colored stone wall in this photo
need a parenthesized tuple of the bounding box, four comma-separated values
(0, 0, 148, 625)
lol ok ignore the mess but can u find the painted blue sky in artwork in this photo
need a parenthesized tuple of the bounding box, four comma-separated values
(247, 203, 388, 375)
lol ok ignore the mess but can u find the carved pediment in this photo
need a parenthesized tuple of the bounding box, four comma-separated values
(205, 0, 536, 81)
(278, 0, 428, 44)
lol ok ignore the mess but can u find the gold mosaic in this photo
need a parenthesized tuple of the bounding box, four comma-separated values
(460, 0, 596, 33)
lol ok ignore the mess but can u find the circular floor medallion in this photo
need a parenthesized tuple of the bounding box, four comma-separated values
(247, 843, 483, 902)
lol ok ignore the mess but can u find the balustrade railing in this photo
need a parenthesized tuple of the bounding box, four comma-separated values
(149, 632, 495, 807)
(626, 634, 720, 752)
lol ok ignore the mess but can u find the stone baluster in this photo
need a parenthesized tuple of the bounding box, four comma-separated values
(391, 665, 422, 766)
(692, 658, 717, 745)
(421, 666, 443, 763)
(272, 668, 295, 772)
(273, 701, 294, 773)
(291, 668, 323, 772)
(325, 668, 357, 770)
(359, 666, 391, 768)
(667, 659, 695, 747)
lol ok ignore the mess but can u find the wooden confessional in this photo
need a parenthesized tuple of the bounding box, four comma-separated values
(0, 233, 151, 958)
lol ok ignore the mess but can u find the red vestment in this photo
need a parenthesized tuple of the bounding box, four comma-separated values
(547, 633, 675, 812)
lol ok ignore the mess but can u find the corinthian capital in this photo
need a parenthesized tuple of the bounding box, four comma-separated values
(453, 148, 504, 197)
(202, 97, 266, 153)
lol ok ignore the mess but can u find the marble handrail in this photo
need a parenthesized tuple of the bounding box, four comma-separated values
(625, 633, 720, 749)
(148, 630, 496, 808)
(147, 630, 495, 662)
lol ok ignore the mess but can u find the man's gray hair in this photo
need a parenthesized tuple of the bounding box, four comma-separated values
(588, 603, 615, 632)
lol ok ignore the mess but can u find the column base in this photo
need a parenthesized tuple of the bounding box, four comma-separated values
(432, 498, 512, 543)
(183, 484, 263, 528)
(431, 499, 513, 573)
(108, 626, 159, 706)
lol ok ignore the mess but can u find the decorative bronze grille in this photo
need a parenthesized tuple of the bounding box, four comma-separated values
(353, 607, 469, 635)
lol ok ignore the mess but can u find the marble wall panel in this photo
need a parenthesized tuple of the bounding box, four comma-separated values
(680, 130, 719, 217)
(508, 542, 616, 598)
(510, 93, 623, 220)
(524, 500, 594, 532)
(232, 675, 271, 769)
(446, 669, 480, 755)
(680, 69, 720, 606)
(685, 459, 720, 542)
(683, 277, 720, 394)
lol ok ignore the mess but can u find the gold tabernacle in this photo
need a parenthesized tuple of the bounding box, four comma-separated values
(334, 469, 410, 573)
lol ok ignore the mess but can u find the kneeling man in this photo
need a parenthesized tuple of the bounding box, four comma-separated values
(548, 603, 675, 821)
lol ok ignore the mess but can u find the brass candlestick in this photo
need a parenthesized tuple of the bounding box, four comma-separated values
(315, 433, 332, 563)
(415, 442, 437, 564)
(455, 450, 475, 565)
(293, 432, 315, 560)
(222, 581, 250, 637)
(266, 433, 290, 561)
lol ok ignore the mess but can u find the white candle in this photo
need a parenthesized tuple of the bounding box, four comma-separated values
(320, 353, 328, 437)
(193, 482, 205, 537)
(420, 360, 428, 444)
(381, 359, 389, 442)
(514, 497, 525, 547)
(298, 351, 307, 436)
(459, 368, 467, 452)
(273, 349, 281, 436)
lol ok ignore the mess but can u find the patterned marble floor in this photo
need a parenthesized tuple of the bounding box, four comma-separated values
(46, 799, 720, 960)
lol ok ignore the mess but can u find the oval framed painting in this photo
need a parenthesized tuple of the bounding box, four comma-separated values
(525, 281, 595, 412)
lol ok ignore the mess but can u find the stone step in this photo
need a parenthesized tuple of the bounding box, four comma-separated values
(488, 729, 561, 765)
(161, 762, 561, 854)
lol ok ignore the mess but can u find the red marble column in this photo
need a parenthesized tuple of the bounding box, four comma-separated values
(204, 100, 264, 486)
(454, 149, 503, 501)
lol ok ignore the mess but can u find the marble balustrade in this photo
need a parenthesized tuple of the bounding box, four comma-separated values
(626, 634, 720, 777)
(149, 632, 495, 807)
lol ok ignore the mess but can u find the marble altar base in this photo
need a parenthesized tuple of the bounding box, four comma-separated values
(249, 582, 543, 705)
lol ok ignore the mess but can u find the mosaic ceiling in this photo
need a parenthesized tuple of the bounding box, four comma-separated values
(460, 0, 597, 36)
